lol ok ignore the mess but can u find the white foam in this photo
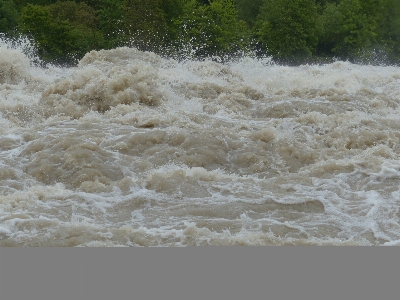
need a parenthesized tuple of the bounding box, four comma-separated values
(1, 46, 400, 246)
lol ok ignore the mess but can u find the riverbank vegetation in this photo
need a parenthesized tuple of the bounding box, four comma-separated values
(1, 0, 399, 64)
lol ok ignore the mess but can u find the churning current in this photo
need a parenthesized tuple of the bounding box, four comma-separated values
(1, 45, 400, 246)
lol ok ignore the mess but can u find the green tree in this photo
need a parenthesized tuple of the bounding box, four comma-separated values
(233, 0, 263, 27)
(14, 0, 68, 8)
(255, 0, 319, 60)
(95, 0, 127, 49)
(367, 0, 400, 61)
(21, 2, 101, 63)
(13, 0, 399, 64)
(174, 0, 250, 58)
(0, 0, 19, 34)
(82, 0, 184, 51)
(317, 0, 377, 59)
(122, 0, 168, 51)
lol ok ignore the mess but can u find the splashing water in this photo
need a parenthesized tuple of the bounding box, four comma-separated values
(1, 40, 400, 246)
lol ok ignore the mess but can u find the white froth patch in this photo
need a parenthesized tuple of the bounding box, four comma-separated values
(40, 48, 164, 116)
(251, 127, 276, 143)
(145, 166, 218, 198)
(0, 47, 31, 84)
(0, 113, 12, 133)
(80, 178, 110, 193)
(370, 162, 400, 180)
(78, 47, 162, 66)
(231, 59, 400, 101)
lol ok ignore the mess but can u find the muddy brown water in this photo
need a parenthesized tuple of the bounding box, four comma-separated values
(1, 45, 400, 246)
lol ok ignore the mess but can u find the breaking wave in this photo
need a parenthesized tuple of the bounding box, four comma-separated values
(1, 42, 400, 246)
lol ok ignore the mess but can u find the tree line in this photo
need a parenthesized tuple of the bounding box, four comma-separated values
(1, 0, 399, 64)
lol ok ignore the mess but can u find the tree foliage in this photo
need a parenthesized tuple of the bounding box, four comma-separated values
(0, 0, 19, 34)
(3, 0, 400, 64)
(368, 0, 400, 60)
(20, 2, 100, 63)
(255, 0, 319, 60)
(174, 0, 249, 57)
(318, 0, 376, 57)
(233, 0, 263, 26)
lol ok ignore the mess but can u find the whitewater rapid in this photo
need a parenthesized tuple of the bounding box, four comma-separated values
(1, 44, 400, 246)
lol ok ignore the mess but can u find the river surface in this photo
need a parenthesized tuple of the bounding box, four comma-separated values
(1, 43, 400, 246)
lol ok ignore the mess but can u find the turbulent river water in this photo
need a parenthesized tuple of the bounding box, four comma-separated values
(1, 43, 400, 246)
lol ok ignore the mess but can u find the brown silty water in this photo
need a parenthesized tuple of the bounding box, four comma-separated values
(1, 44, 400, 246)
